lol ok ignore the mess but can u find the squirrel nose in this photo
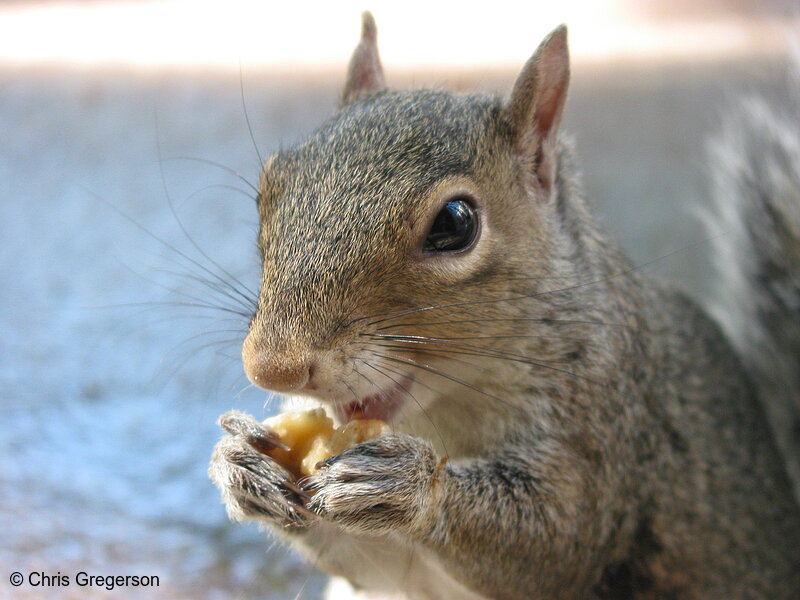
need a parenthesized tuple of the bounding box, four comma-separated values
(241, 336, 316, 393)
(244, 358, 312, 392)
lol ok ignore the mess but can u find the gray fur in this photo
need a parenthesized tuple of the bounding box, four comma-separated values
(210, 20, 800, 600)
(706, 73, 800, 494)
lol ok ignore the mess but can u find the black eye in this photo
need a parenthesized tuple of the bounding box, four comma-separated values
(423, 198, 478, 253)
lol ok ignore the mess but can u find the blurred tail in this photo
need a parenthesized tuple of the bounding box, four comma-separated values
(707, 63, 800, 492)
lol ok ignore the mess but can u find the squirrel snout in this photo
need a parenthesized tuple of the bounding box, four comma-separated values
(242, 354, 315, 393)
(241, 337, 316, 393)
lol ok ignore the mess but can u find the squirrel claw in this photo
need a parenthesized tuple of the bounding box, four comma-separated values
(218, 410, 290, 452)
(299, 478, 321, 493)
(247, 428, 291, 453)
(279, 479, 312, 503)
(314, 454, 341, 471)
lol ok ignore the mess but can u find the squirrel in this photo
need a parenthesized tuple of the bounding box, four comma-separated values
(209, 12, 800, 600)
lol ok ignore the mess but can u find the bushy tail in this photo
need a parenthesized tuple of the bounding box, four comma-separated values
(707, 63, 800, 493)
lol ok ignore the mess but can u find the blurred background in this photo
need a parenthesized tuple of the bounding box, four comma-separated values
(1, 1, 797, 598)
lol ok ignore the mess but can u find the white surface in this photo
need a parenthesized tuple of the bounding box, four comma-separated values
(0, 1, 796, 68)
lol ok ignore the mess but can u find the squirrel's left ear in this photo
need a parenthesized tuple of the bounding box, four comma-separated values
(341, 12, 387, 106)
(504, 25, 570, 196)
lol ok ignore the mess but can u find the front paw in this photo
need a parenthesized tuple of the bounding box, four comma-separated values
(303, 434, 442, 536)
(209, 411, 316, 530)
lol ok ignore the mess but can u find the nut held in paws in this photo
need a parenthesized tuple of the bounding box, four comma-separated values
(261, 409, 389, 478)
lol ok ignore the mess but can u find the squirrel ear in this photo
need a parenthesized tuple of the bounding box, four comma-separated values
(340, 12, 387, 106)
(505, 25, 570, 194)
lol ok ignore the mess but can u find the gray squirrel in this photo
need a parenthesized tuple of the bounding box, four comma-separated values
(209, 13, 800, 599)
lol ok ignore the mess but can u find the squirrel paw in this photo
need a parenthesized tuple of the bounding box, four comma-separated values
(209, 414, 316, 530)
(302, 433, 440, 536)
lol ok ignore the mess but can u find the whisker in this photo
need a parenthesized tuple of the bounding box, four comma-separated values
(85, 301, 245, 361)
(368, 350, 525, 414)
(167, 330, 245, 352)
(155, 121, 260, 309)
(232, 382, 256, 401)
(83, 186, 257, 317)
(164, 337, 243, 366)
(377, 360, 452, 403)
(359, 360, 449, 457)
(239, 61, 265, 168)
(371, 328, 584, 361)
(350, 362, 397, 435)
(151, 265, 256, 314)
(377, 343, 593, 383)
(371, 340, 574, 366)
(75, 299, 249, 320)
(178, 182, 256, 205)
(340, 376, 360, 403)
(362, 332, 590, 344)
(369, 343, 492, 374)
(135, 248, 258, 316)
(157, 156, 259, 195)
(261, 390, 284, 414)
(377, 317, 635, 332)
(351, 362, 378, 392)
(93, 298, 251, 318)
(151, 338, 242, 393)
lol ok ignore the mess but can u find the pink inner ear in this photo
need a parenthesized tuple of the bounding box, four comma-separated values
(503, 26, 570, 193)
(506, 26, 570, 148)
(532, 30, 570, 143)
(534, 69, 568, 142)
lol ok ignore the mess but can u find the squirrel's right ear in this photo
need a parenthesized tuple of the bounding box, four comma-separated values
(504, 25, 570, 196)
(340, 12, 387, 106)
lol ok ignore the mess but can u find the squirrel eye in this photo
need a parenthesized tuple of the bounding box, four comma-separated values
(423, 197, 478, 253)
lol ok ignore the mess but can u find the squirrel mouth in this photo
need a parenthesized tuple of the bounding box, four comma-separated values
(337, 375, 415, 424)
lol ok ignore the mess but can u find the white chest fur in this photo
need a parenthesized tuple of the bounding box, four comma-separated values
(293, 521, 489, 600)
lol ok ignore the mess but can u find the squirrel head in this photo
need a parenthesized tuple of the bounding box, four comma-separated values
(243, 13, 572, 428)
